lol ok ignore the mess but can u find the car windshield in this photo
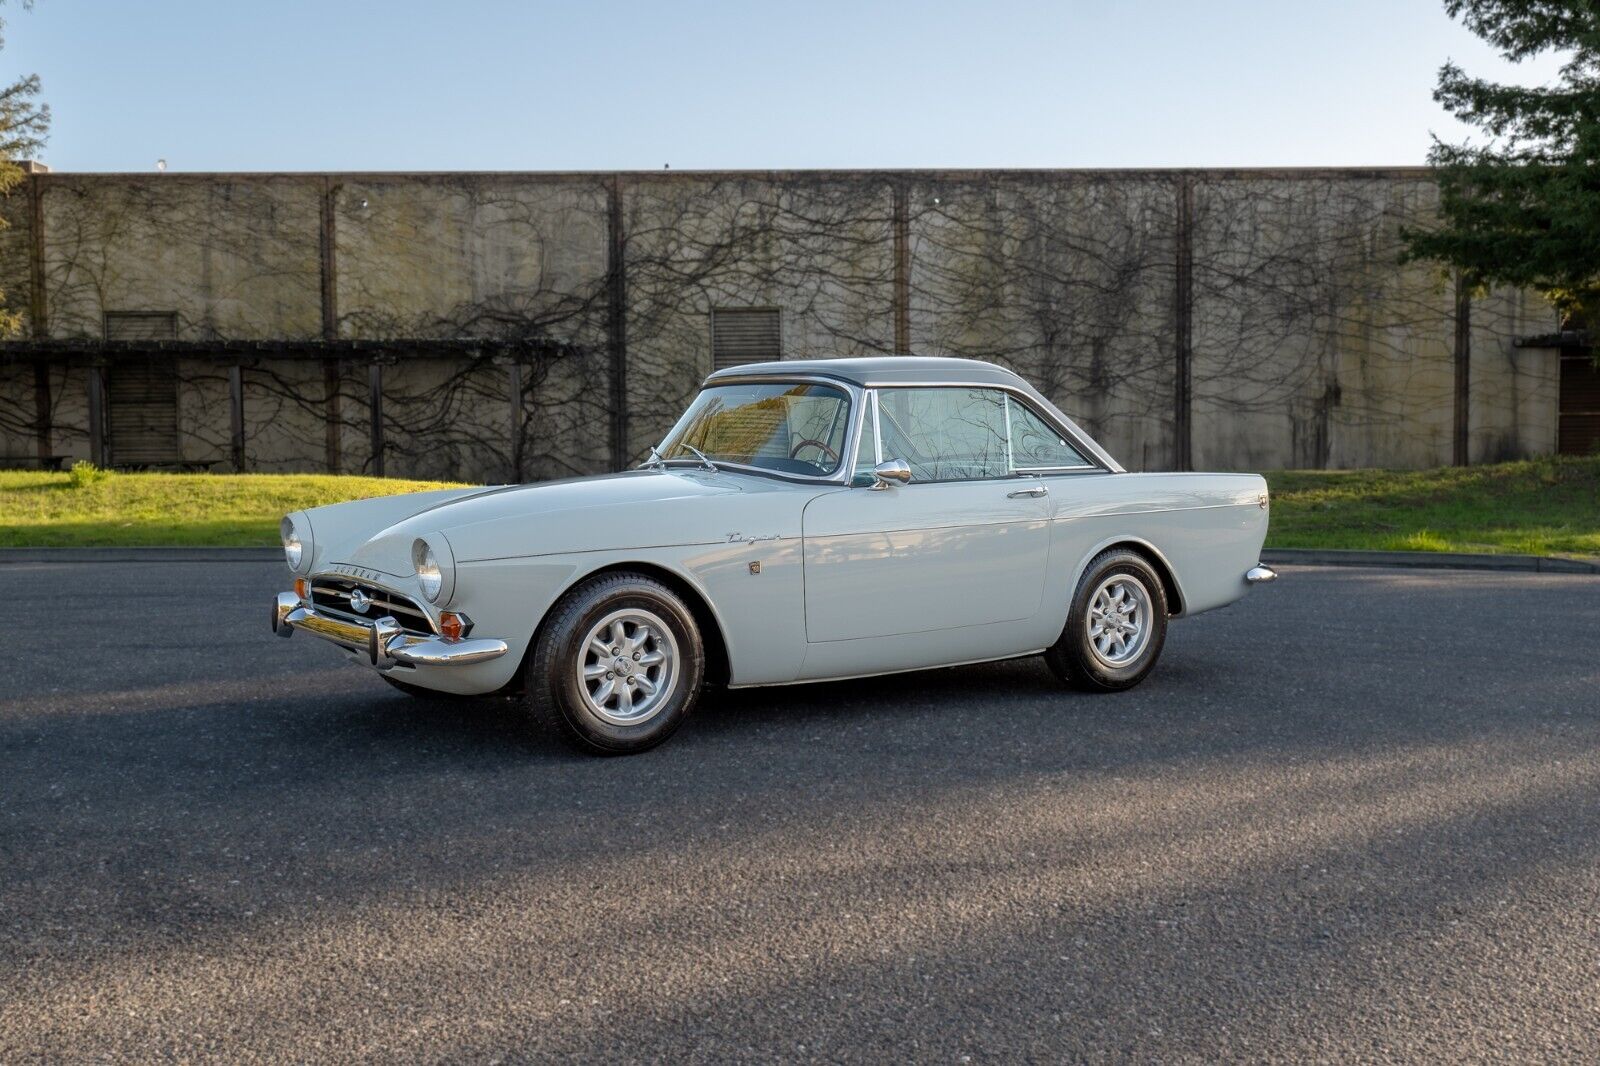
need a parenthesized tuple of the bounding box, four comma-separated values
(656, 382, 853, 477)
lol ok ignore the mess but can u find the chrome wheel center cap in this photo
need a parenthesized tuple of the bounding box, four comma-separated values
(578, 608, 682, 727)
(1088, 575, 1153, 668)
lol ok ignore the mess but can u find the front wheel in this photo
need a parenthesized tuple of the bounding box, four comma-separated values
(1045, 548, 1169, 692)
(523, 572, 705, 755)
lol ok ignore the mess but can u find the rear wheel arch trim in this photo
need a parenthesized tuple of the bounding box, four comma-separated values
(1069, 536, 1186, 617)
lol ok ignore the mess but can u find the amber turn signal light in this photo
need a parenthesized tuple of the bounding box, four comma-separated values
(439, 612, 466, 641)
(294, 577, 308, 600)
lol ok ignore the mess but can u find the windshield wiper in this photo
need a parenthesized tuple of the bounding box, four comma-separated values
(680, 445, 719, 472)
(648, 443, 719, 472)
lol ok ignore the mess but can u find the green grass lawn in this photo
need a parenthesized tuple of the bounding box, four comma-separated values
(0, 469, 466, 547)
(1, 458, 1596, 556)
(1265, 455, 1600, 558)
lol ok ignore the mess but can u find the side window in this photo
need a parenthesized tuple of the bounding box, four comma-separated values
(851, 395, 880, 486)
(877, 387, 1009, 482)
(1006, 398, 1091, 470)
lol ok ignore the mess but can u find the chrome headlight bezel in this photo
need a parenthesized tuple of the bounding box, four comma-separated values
(411, 535, 456, 606)
(281, 513, 314, 574)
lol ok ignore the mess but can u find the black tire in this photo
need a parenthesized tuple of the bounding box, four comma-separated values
(380, 674, 482, 701)
(523, 572, 705, 755)
(1044, 548, 1169, 692)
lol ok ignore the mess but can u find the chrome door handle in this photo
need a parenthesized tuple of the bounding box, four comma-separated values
(1007, 485, 1048, 498)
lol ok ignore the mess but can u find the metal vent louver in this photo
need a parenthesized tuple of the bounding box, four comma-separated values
(104, 312, 181, 466)
(711, 308, 781, 370)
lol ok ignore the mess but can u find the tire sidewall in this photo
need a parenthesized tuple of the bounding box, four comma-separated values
(533, 577, 704, 753)
(1059, 551, 1168, 690)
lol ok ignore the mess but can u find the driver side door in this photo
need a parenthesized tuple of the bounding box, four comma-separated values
(799, 386, 1053, 670)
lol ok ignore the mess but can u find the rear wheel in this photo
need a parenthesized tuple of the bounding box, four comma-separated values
(1045, 548, 1169, 692)
(523, 572, 704, 755)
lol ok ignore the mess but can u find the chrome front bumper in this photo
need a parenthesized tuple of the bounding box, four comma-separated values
(271, 592, 509, 670)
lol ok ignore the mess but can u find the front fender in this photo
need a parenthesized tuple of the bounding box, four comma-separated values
(302, 488, 501, 576)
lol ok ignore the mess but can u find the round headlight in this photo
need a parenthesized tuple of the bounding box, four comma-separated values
(281, 517, 303, 570)
(413, 540, 443, 603)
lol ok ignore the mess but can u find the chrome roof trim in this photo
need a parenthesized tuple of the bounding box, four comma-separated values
(706, 356, 1024, 389)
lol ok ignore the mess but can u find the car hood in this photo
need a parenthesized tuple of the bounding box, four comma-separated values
(320, 468, 814, 577)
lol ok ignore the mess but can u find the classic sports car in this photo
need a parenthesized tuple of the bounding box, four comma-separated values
(272, 356, 1276, 754)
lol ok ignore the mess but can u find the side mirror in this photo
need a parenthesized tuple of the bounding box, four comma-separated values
(871, 459, 913, 490)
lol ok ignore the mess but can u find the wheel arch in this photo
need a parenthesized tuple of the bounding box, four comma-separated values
(1072, 535, 1187, 617)
(527, 559, 733, 689)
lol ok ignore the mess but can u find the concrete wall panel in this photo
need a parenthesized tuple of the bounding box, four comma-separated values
(0, 169, 1565, 479)
(623, 175, 896, 461)
(39, 176, 322, 340)
(334, 176, 610, 341)
(1468, 285, 1559, 463)
(1191, 176, 1469, 471)
(906, 175, 1179, 470)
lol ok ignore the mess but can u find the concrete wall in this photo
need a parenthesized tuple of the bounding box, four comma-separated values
(332, 175, 614, 479)
(0, 169, 1561, 478)
(623, 175, 897, 457)
(41, 175, 324, 341)
(1188, 175, 1558, 470)
(905, 174, 1180, 470)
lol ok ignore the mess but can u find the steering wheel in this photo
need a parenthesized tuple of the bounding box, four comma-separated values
(788, 438, 841, 467)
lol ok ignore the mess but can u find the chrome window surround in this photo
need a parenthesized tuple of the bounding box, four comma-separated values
(1002, 394, 1096, 474)
(656, 375, 867, 485)
(681, 372, 1114, 485)
(868, 389, 881, 465)
(862, 383, 1109, 484)
(1003, 392, 1014, 472)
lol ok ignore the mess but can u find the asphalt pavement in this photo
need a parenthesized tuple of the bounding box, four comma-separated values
(2, 561, 1598, 1062)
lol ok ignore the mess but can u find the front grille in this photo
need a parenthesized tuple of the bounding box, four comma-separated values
(310, 577, 434, 636)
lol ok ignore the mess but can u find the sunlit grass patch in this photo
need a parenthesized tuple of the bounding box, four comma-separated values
(0, 470, 472, 547)
(1264, 456, 1600, 558)
(1379, 530, 1454, 553)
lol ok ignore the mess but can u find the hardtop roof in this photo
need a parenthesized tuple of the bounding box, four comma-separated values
(700, 355, 1125, 472)
(704, 356, 1029, 390)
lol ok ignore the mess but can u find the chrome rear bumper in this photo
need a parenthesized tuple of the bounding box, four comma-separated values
(1245, 564, 1278, 585)
(271, 591, 509, 670)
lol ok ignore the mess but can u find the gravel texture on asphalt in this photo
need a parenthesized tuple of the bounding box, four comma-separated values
(2, 562, 1597, 1063)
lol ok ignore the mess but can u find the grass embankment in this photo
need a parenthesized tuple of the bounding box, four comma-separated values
(0, 458, 1595, 556)
(0, 468, 465, 547)
(1265, 456, 1600, 558)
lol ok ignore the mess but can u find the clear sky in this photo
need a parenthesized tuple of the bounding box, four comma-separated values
(5, 0, 1570, 173)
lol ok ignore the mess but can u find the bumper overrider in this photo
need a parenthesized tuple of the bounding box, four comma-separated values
(271, 592, 509, 670)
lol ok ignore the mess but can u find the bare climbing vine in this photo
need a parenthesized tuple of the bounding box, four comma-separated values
(0, 170, 1556, 479)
